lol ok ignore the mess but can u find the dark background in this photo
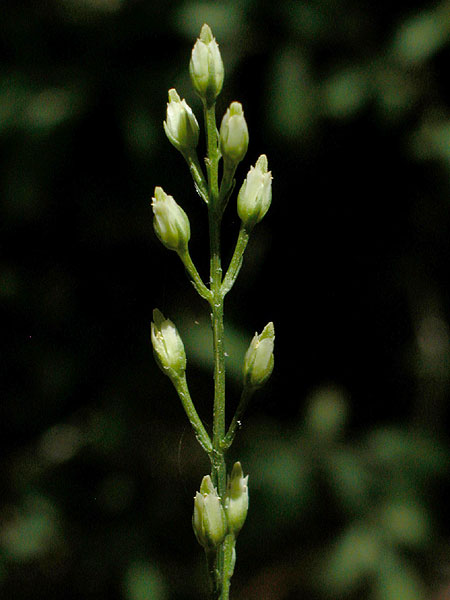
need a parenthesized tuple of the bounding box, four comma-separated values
(1, 1, 449, 599)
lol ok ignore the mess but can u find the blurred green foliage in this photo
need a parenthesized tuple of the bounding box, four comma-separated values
(1, 0, 449, 599)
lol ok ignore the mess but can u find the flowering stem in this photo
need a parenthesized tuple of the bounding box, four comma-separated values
(152, 24, 273, 600)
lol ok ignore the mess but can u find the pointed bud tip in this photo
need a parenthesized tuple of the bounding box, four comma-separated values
(199, 475, 215, 495)
(261, 322, 275, 339)
(152, 307, 164, 325)
(229, 101, 243, 115)
(168, 88, 180, 102)
(153, 186, 164, 199)
(256, 154, 269, 171)
(199, 23, 214, 42)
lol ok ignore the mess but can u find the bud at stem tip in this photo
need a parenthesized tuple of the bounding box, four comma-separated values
(189, 24, 224, 103)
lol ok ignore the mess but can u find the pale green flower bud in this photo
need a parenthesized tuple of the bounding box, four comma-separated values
(224, 462, 249, 536)
(243, 322, 275, 389)
(163, 88, 199, 153)
(152, 186, 190, 252)
(189, 24, 224, 103)
(151, 308, 186, 379)
(192, 475, 227, 549)
(237, 155, 272, 229)
(219, 102, 249, 166)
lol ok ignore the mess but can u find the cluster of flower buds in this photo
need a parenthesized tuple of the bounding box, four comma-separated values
(151, 25, 275, 564)
(192, 462, 249, 550)
(153, 23, 272, 255)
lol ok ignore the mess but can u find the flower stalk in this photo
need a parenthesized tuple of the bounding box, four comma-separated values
(151, 24, 274, 599)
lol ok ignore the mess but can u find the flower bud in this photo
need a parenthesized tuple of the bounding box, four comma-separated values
(163, 88, 200, 153)
(151, 308, 186, 379)
(237, 155, 272, 229)
(224, 462, 249, 536)
(219, 102, 249, 166)
(193, 475, 227, 549)
(243, 322, 275, 389)
(189, 24, 224, 103)
(152, 186, 190, 252)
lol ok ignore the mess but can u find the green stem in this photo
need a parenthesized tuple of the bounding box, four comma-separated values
(203, 100, 220, 205)
(221, 224, 250, 296)
(178, 248, 212, 302)
(183, 152, 209, 204)
(172, 374, 213, 455)
(204, 98, 229, 599)
(218, 161, 237, 214)
(221, 534, 236, 600)
(209, 210, 226, 493)
(205, 548, 220, 599)
(221, 385, 255, 451)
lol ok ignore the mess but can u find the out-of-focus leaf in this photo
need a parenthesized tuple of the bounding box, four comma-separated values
(391, 8, 450, 65)
(267, 46, 316, 141)
(0, 494, 60, 560)
(367, 427, 448, 477)
(379, 499, 430, 549)
(374, 550, 426, 600)
(322, 67, 369, 118)
(322, 522, 381, 595)
(326, 448, 370, 514)
(304, 385, 349, 441)
(124, 561, 168, 600)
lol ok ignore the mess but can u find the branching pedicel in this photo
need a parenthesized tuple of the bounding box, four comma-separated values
(151, 24, 274, 600)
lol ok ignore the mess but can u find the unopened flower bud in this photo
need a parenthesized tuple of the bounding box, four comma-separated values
(189, 24, 224, 103)
(243, 322, 275, 389)
(151, 308, 186, 379)
(237, 155, 272, 229)
(224, 462, 249, 536)
(193, 475, 227, 549)
(163, 88, 199, 153)
(152, 186, 190, 252)
(219, 102, 249, 166)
